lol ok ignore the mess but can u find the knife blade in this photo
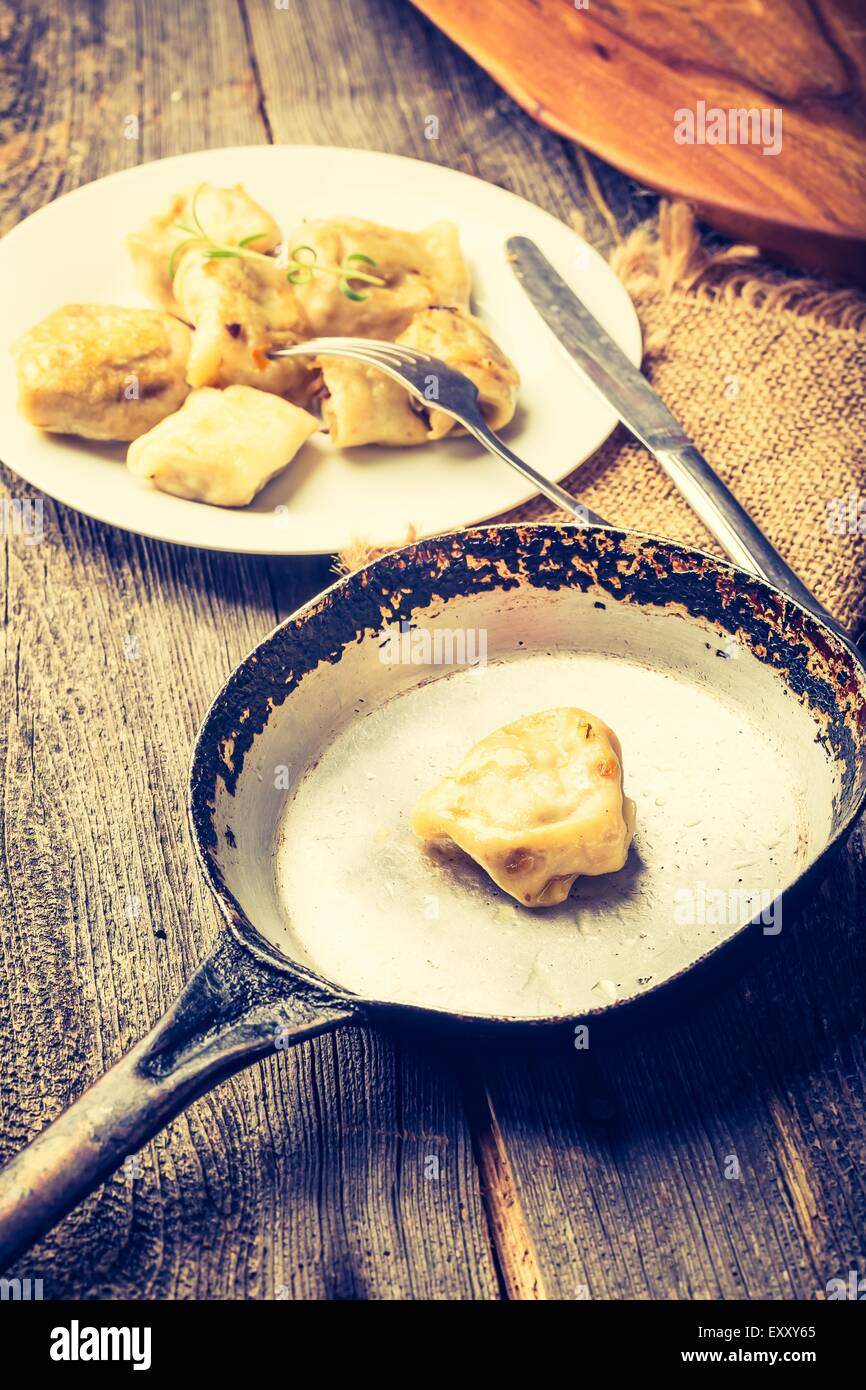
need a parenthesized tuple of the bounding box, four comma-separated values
(506, 234, 839, 634)
(507, 234, 689, 454)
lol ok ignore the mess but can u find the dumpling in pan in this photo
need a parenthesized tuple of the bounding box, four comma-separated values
(127, 183, 282, 314)
(317, 307, 519, 448)
(411, 708, 636, 909)
(14, 304, 191, 441)
(126, 385, 318, 507)
(172, 251, 314, 404)
(286, 216, 471, 338)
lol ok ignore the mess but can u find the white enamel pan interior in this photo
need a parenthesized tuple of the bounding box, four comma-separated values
(192, 525, 866, 1023)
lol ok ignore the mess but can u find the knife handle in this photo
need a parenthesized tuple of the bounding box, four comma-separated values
(653, 443, 848, 641)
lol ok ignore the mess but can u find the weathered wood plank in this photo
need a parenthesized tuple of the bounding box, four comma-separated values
(0, 471, 499, 1298)
(0, 0, 268, 222)
(471, 827, 866, 1300)
(249, 0, 866, 1302)
(5, 0, 862, 1305)
(0, 0, 499, 1299)
(243, 0, 652, 255)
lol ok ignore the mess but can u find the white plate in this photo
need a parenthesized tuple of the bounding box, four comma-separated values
(0, 146, 641, 555)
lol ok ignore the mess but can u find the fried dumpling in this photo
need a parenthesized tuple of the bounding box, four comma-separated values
(14, 304, 191, 442)
(172, 251, 313, 403)
(318, 358, 430, 448)
(399, 307, 519, 436)
(286, 216, 471, 338)
(127, 385, 318, 507)
(317, 306, 519, 448)
(412, 708, 636, 908)
(127, 183, 282, 314)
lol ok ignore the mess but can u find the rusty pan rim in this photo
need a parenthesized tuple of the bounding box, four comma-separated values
(187, 522, 866, 1028)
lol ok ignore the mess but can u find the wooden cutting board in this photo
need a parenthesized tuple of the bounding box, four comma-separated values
(411, 0, 866, 281)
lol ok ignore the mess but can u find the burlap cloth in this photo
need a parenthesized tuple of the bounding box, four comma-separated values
(339, 203, 866, 636)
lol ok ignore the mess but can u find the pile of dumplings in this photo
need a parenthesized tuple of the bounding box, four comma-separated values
(13, 184, 520, 508)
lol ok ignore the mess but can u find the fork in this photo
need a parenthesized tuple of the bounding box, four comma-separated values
(267, 337, 605, 526)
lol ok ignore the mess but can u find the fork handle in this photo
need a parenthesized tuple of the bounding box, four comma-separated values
(270, 340, 607, 525)
(463, 419, 608, 527)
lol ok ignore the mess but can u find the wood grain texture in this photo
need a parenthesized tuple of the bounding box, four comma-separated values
(1, 0, 864, 1303)
(410, 0, 866, 279)
(242, 0, 651, 254)
(223, 0, 866, 1300)
(474, 827, 866, 1299)
(0, 474, 499, 1298)
(0, 0, 499, 1300)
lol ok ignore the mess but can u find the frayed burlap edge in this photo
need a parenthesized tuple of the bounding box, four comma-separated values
(612, 201, 866, 338)
(335, 201, 866, 576)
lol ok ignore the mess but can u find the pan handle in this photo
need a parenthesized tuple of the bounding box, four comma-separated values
(0, 930, 359, 1271)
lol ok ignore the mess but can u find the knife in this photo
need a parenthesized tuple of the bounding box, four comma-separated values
(506, 234, 836, 630)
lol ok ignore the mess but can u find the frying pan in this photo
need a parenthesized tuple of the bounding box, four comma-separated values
(1, 520, 864, 1271)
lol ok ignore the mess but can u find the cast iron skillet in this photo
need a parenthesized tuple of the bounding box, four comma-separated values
(0, 521, 864, 1269)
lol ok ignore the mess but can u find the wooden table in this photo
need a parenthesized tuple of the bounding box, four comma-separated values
(2, 0, 865, 1301)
